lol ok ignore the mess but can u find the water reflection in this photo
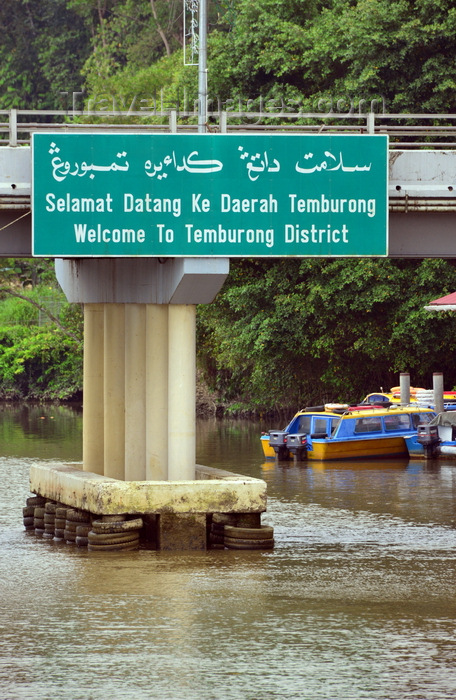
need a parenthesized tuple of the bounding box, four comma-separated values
(0, 411, 456, 699)
(0, 401, 82, 460)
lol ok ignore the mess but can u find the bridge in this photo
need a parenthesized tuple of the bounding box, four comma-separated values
(4, 109, 456, 549)
(2, 110, 456, 258)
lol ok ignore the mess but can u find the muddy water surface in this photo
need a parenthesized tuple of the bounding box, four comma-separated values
(0, 407, 455, 699)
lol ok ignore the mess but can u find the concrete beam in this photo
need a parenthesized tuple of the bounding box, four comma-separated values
(29, 462, 267, 515)
(389, 211, 456, 257)
(55, 257, 229, 304)
(166, 257, 230, 304)
(0, 146, 31, 198)
(389, 150, 456, 200)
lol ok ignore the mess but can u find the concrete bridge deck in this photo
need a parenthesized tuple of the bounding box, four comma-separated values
(2, 111, 456, 258)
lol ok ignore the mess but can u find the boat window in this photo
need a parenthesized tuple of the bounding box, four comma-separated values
(366, 394, 390, 404)
(313, 418, 328, 433)
(330, 418, 341, 435)
(297, 415, 312, 433)
(354, 416, 382, 433)
(411, 413, 434, 428)
(384, 414, 410, 431)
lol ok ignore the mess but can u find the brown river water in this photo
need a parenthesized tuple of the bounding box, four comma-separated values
(0, 404, 456, 700)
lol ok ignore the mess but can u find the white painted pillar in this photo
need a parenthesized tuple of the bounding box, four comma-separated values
(146, 304, 169, 480)
(83, 303, 104, 474)
(104, 304, 125, 480)
(168, 305, 196, 480)
(433, 372, 444, 414)
(400, 372, 410, 404)
(124, 304, 146, 480)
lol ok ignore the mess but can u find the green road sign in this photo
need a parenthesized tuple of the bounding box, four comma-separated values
(32, 132, 388, 257)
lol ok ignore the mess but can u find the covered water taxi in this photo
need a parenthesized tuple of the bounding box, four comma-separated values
(261, 404, 436, 461)
(405, 411, 456, 459)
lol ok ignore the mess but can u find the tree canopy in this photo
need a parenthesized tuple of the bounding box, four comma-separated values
(2, 1, 456, 410)
(0, 0, 91, 108)
(197, 258, 456, 412)
(3, 0, 456, 114)
(208, 0, 456, 114)
(0, 260, 83, 400)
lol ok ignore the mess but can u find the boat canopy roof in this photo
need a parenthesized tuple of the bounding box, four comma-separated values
(430, 412, 456, 427)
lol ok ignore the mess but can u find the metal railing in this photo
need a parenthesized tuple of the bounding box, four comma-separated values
(2, 109, 456, 148)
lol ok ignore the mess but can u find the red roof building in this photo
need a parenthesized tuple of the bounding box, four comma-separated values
(424, 292, 456, 311)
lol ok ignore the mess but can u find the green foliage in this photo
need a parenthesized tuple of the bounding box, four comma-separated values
(197, 259, 456, 412)
(0, 284, 65, 326)
(4, 0, 456, 115)
(0, 258, 57, 287)
(207, 0, 456, 114)
(208, 0, 316, 102)
(0, 325, 82, 400)
(0, 0, 90, 108)
(74, 0, 188, 108)
(0, 265, 83, 401)
(0, 294, 37, 327)
(81, 50, 190, 118)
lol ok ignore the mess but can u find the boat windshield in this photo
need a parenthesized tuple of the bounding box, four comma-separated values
(411, 412, 434, 428)
(297, 415, 312, 433)
(364, 393, 391, 404)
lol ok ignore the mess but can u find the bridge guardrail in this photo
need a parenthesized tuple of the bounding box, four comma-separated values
(2, 109, 456, 148)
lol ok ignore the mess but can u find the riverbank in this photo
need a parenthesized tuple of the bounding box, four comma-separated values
(0, 369, 283, 421)
(195, 369, 281, 420)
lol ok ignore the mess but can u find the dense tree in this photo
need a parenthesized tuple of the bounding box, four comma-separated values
(78, 0, 225, 110)
(197, 258, 456, 412)
(0, 261, 83, 400)
(0, 0, 91, 108)
(4, 0, 456, 114)
(73, 0, 184, 89)
(207, 0, 456, 114)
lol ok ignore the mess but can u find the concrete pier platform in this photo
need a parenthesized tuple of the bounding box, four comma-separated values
(29, 462, 268, 550)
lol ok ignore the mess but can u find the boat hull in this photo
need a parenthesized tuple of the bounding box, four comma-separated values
(307, 435, 408, 461)
(404, 434, 425, 458)
(405, 434, 456, 460)
(261, 435, 279, 460)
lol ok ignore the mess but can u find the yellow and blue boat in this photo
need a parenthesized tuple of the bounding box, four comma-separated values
(261, 404, 436, 461)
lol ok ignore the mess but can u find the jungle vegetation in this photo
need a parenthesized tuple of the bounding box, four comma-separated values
(2, 1, 456, 408)
(0, 260, 83, 400)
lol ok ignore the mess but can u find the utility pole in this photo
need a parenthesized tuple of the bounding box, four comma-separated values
(198, 0, 207, 133)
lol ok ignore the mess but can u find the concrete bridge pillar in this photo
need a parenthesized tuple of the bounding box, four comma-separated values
(125, 303, 147, 480)
(168, 304, 196, 481)
(83, 303, 104, 474)
(104, 303, 125, 480)
(55, 258, 229, 482)
(145, 304, 168, 481)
